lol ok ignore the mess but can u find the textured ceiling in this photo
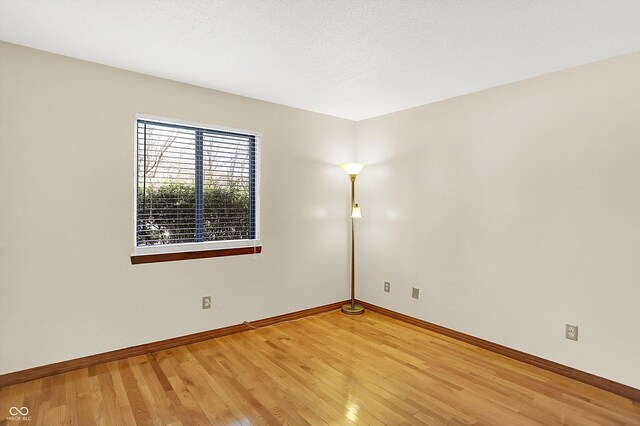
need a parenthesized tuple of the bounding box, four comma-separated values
(1, 0, 640, 120)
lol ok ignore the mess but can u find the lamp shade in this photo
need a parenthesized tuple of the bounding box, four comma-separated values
(340, 163, 365, 176)
(351, 203, 362, 218)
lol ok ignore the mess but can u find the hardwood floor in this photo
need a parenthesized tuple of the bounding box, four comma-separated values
(1, 310, 639, 425)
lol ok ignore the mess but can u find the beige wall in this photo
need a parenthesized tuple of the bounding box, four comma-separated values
(355, 52, 640, 388)
(0, 42, 355, 374)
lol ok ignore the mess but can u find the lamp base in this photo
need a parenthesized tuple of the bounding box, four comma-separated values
(341, 303, 365, 315)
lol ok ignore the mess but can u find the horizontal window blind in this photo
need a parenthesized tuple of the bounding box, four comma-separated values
(136, 119, 258, 248)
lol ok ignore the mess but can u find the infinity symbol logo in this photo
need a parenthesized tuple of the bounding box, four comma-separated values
(9, 406, 29, 416)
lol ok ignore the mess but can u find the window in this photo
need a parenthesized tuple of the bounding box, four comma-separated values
(131, 115, 260, 263)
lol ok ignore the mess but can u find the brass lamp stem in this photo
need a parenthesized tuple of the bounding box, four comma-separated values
(351, 175, 356, 308)
(342, 174, 364, 315)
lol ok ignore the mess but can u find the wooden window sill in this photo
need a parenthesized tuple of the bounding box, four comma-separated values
(130, 246, 262, 264)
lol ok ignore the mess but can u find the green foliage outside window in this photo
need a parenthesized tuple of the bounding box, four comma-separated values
(137, 182, 249, 245)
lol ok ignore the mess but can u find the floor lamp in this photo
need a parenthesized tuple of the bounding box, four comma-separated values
(340, 163, 365, 315)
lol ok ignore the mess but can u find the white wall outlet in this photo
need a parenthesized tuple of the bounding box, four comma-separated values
(202, 296, 212, 309)
(384, 281, 391, 292)
(565, 324, 578, 341)
(412, 287, 420, 299)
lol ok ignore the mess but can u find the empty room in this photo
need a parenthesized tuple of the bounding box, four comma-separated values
(1, 0, 639, 425)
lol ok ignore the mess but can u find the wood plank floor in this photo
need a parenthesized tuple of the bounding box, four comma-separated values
(1, 310, 639, 425)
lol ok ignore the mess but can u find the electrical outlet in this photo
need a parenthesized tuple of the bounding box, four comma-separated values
(384, 281, 391, 292)
(202, 296, 212, 310)
(565, 324, 578, 341)
(412, 287, 420, 299)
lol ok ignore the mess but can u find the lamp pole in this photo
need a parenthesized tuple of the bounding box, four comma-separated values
(350, 175, 356, 309)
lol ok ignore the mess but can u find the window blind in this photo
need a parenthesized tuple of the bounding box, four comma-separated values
(136, 119, 258, 249)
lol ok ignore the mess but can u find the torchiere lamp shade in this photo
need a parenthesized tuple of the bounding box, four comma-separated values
(339, 163, 365, 176)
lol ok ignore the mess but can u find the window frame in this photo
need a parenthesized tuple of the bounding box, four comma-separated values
(131, 113, 261, 263)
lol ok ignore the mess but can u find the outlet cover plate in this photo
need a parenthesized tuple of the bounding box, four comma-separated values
(384, 281, 391, 292)
(565, 324, 578, 341)
(412, 287, 420, 299)
(202, 296, 212, 309)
